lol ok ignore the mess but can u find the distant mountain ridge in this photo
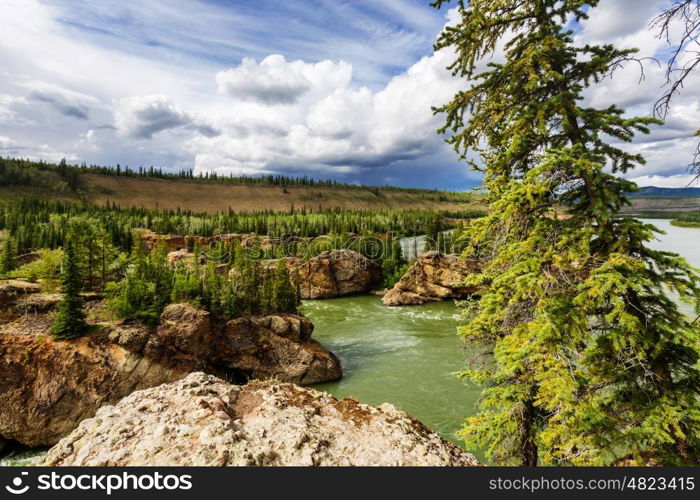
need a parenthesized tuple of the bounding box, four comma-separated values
(629, 186, 700, 197)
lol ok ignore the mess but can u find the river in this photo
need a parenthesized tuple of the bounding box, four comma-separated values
(305, 218, 699, 451)
(1, 219, 697, 465)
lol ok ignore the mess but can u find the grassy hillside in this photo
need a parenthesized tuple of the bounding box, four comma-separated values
(0, 158, 481, 214)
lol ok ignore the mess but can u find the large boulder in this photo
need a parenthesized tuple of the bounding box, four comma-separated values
(0, 303, 341, 447)
(44, 373, 479, 467)
(382, 252, 480, 306)
(277, 250, 381, 300)
(221, 315, 341, 384)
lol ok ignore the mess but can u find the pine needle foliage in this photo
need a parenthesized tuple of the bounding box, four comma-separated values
(0, 237, 16, 278)
(50, 242, 89, 340)
(433, 0, 700, 465)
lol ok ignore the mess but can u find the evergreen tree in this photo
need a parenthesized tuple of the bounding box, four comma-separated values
(105, 239, 172, 325)
(0, 237, 17, 278)
(381, 236, 408, 289)
(272, 260, 297, 313)
(293, 268, 302, 308)
(151, 242, 173, 313)
(219, 280, 237, 317)
(259, 268, 274, 314)
(50, 243, 89, 339)
(434, 0, 700, 465)
(424, 213, 442, 250)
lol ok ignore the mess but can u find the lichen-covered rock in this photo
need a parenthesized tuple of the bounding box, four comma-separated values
(44, 373, 479, 467)
(382, 252, 480, 306)
(0, 303, 341, 447)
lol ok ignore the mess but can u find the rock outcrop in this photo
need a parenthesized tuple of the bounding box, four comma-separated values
(271, 250, 381, 300)
(140, 230, 380, 300)
(138, 230, 260, 253)
(0, 280, 41, 300)
(0, 292, 341, 447)
(167, 249, 196, 265)
(382, 252, 480, 306)
(0, 317, 188, 447)
(222, 315, 341, 383)
(138, 231, 188, 252)
(0, 280, 42, 321)
(45, 373, 479, 467)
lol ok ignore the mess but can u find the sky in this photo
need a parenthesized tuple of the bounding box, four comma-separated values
(0, 0, 698, 190)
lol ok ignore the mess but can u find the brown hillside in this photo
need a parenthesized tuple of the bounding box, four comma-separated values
(0, 173, 479, 214)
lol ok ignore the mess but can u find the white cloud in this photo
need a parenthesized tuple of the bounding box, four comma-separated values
(216, 55, 352, 105)
(189, 47, 462, 176)
(115, 95, 191, 139)
(0, 135, 17, 149)
(574, 0, 700, 183)
(578, 0, 662, 41)
(22, 81, 100, 120)
(630, 174, 700, 188)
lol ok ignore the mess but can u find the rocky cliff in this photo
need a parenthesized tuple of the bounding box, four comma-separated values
(0, 285, 340, 447)
(44, 373, 479, 467)
(290, 250, 381, 299)
(382, 251, 480, 306)
(258, 249, 381, 300)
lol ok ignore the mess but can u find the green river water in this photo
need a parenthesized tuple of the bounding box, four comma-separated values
(305, 297, 479, 447)
(1, 218, 697, 465)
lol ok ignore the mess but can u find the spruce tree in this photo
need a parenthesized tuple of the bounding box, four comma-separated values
(259, 268, 274, 314)
(424, 213, 442, 250)
(434, 0, 700, 465)
(51, 242, 89, 340)
(0, 237, 17, 278)
(152, 242, 173, 314)
(272, 260, 297, 313)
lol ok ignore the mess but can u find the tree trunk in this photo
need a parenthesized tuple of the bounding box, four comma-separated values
(520, 399, 538, 466)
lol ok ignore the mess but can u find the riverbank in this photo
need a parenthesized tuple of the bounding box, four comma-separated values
(671, 219, 700, 228)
